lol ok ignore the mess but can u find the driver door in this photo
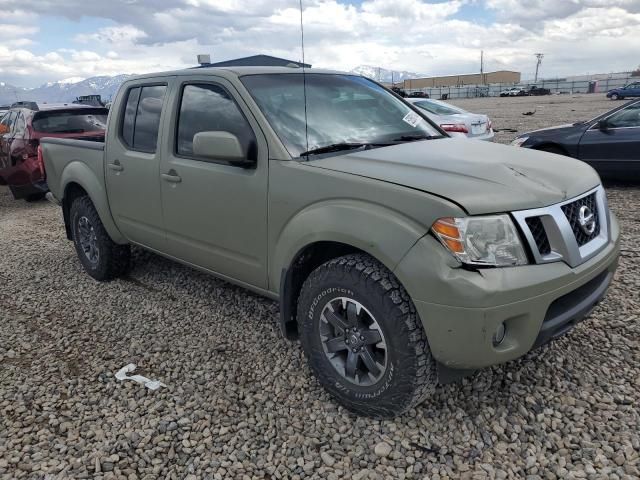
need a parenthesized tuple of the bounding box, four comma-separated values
(159, 76, 269, 289)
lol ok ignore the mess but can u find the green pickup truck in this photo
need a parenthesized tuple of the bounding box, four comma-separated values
(42, 67, 620, 417)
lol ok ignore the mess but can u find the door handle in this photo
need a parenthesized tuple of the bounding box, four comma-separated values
(161, 170, 182, 183)
(108, 159, 124, 172)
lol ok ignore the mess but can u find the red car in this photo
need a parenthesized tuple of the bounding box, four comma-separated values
(0, 102, 107, 201)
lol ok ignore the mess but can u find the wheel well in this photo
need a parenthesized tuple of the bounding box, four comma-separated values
(62, 182, 88, 240)
(279, 241, 365, 340)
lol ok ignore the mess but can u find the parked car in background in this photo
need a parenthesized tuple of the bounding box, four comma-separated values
(512, 99, 640, 179)
(527, 85, 551, 96)
(73, 94, 106, 107)
(509, 87, 528, 96)
(0, 102, 107, 200)
(500, 87, 521, 97)
(407, 98, 494, 141)
(407, 91, 429, 98)
(606, 82, 640, 101)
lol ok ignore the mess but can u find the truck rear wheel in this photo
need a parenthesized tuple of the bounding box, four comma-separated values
(297, 253, 436, 418)
(70, 196, 130, 281)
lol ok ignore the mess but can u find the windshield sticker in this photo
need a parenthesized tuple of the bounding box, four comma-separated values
(402, 112, 421, 128)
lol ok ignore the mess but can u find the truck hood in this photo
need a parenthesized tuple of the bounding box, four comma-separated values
(306, 137, 600, 215)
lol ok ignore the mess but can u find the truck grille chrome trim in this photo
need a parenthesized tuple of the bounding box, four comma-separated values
(512, 185, 610, 268)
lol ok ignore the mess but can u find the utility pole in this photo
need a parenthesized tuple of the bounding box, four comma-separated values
(534, 53, 544, 83)
(480, 50, 484, 84)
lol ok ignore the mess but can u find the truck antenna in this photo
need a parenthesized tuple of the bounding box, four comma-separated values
(299, 0, 309, 158)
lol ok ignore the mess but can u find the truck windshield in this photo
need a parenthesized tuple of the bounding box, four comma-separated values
(241, 74, 443, 158)
(32, 109, 108, 134)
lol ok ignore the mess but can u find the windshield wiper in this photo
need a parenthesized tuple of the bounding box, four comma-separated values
(392, 134, 438, 142)
(300, 142, 389, 157)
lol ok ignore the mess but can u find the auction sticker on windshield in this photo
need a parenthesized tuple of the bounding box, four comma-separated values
(402, 111, 421, 128)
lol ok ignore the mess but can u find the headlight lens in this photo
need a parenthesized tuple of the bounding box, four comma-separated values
(511, 136, 529, 147)
(432, 215, 528, 266)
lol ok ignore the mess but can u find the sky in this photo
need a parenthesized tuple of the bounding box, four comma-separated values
(0, 0, 639, 88)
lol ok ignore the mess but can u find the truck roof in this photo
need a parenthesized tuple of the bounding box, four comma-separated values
(124, 66, 354, 82)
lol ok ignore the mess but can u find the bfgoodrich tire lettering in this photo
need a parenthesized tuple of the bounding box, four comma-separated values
(297, 253, 436, 418)
(70, 196, 131, 281)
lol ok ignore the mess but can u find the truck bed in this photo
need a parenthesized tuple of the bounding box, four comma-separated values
(41, 137, 105, 203)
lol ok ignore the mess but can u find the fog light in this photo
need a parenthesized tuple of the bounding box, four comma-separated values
(492, 322, 506, 346)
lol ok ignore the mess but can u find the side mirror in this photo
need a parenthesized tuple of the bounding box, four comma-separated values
(597, 119, 609, 131)
(0, 124, 9, 135)
(192, 131, 255, 167)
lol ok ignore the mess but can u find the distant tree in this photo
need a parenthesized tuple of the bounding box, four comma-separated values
(632, 65, 640, 77)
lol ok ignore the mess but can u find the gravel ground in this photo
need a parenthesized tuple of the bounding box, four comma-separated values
(1, 95, 639, 479)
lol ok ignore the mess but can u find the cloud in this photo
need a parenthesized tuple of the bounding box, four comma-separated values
(0, 0, 638, 87)
(485, 0, 639, 27)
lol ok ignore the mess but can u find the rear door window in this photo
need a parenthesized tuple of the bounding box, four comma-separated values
(1, 111, 16, 132)
(120, 85, 167, 153)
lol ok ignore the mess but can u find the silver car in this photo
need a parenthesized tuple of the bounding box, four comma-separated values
(407, 98, 494, 141)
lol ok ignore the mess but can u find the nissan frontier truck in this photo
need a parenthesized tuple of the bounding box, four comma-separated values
(41, 67, 620, 417)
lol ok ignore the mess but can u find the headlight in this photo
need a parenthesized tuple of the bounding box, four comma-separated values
(432, 215, 528, 267)
(511, 136, 529, 147)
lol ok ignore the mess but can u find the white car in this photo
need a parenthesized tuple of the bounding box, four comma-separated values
(407, 98, 495, 141)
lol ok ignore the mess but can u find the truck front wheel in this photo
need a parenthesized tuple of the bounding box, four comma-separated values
(297, 254, 436, 418)
(70, 196, 130, 281)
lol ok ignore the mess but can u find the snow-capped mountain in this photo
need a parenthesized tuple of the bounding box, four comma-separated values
(0, 74, 135, 105)
(350, 65, 422, 83)
(0, 82, 30, 106)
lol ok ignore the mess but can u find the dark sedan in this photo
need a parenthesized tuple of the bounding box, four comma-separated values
(512, 99, 640, 179)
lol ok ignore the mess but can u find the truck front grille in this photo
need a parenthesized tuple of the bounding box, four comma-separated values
(561, 193, 600, 246)
(511, 186, 609, 268)
(525, 217, 551, 255)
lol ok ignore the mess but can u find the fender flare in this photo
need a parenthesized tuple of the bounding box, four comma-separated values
(271, 200, 429, 337)
(60, 161, 127, 244)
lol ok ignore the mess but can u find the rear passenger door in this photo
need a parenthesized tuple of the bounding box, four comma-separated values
(159, 76, 269, 289)
(105, 80, 172, 251)
(0, 112, 16, 172)
(2, 112, 30, 187)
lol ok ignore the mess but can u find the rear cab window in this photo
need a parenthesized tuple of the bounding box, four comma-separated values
(120, 84, 167, 153)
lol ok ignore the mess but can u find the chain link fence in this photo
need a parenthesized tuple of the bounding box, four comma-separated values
(404, 73, 638, 100)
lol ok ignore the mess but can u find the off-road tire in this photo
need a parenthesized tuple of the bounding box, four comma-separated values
(70, 196, 130, 281)
(297, 253, 436, 418)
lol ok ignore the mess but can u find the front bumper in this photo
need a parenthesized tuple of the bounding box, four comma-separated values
(394, 213, 620, 371)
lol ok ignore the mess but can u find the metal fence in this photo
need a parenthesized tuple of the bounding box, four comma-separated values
(405, 73, 638, 100)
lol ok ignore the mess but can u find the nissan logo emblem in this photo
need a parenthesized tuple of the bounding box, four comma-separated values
(578, 205, 596, 235)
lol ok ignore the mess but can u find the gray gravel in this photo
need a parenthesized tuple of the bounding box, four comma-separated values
(1, 95, 639, 479)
